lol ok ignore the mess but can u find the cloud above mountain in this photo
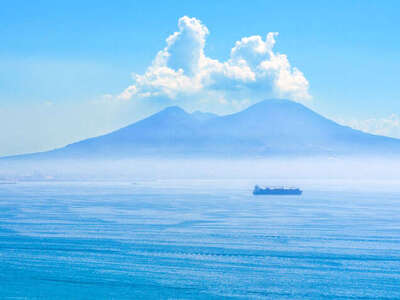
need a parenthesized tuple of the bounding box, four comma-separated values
(338, 114, 400, 139)
(118, 16, 310, 111)
(0, 16, 313, 157)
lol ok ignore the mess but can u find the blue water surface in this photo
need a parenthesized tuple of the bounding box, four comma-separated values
(0, 181, 399, 299)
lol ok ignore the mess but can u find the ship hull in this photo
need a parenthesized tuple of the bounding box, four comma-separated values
(253, 190, 302, 195)
(253, 186, 302, 195)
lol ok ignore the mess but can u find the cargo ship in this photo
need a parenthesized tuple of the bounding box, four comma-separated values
(253, 185, 302, 195)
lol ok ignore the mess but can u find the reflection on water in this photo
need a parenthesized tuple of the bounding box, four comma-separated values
(0, 181, 399, 299)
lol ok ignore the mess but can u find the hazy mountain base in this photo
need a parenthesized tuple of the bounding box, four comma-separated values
(1, 157, 399, 192)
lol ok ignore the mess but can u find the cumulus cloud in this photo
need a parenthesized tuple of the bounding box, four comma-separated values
(119, 16, 310, 112)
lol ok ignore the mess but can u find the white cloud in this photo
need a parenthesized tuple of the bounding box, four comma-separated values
(338, 115, 400, 139)
(119, 16, 311, 112)
(0, 16, 313, 157)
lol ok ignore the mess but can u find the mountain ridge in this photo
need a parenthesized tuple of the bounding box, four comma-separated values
(3, 99, 400, 160)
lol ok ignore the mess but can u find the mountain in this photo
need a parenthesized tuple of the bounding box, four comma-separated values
(5, 99, 400, 159)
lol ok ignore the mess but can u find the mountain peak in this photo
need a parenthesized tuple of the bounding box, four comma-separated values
(160, 105, 187, 113)
(247, 99, 306, 111)
(138, 105, 192, 125)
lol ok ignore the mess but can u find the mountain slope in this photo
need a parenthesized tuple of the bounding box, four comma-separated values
(6, 99, 400, 159)
(201, 99, 400, 155)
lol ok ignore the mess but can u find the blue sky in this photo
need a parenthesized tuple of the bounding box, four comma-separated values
(1, 0, 400, 155)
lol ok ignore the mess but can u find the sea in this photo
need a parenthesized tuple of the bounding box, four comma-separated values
(0, 180, 399, 299)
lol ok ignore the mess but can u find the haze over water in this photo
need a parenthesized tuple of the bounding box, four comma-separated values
(1, 180, 399, 299)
